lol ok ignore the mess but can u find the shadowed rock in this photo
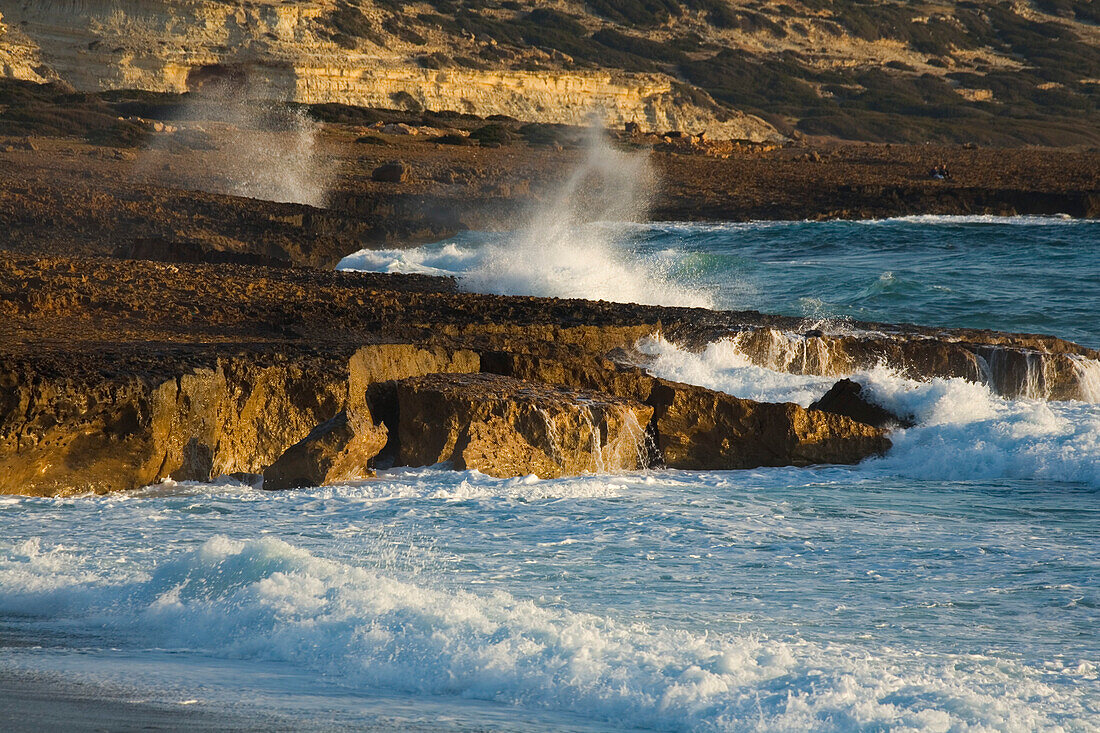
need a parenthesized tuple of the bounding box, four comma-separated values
(393, 372, 653, 478)
(262, 410, 387, 490)
(810, 378, 914, 429)
(371, 160, 409, 183)
(647, 380, 890, 470)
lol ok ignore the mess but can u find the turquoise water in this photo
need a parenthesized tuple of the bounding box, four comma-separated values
(341, 215, 1100, 347)
(3, 218, 1100, 731)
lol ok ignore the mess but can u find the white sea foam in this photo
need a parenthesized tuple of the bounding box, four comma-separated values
(641, 335, 1100, 487)
(340, 130, 712, 308)
(863, 213, 1079, 225)
(339, 242, 481, 276)
(2, 535, 1095, 732)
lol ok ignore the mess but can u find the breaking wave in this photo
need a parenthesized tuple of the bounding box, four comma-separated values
(340, 129, 712, 308)
(2, 535, 1096, 732)
(641, 335, 1100, 488)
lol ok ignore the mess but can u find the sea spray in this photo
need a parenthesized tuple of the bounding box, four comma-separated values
(640, 334, 1100, 486)
(141, 73, 333, 207)
(459, 127, 713, 308)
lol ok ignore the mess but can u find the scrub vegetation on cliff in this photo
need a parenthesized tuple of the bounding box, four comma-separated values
(321, 0, 1100, 144)
(4, 0, 1099, 144)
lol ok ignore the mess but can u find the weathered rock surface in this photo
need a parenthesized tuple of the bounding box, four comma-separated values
(371, 161, 409, 183)
(703, 327, 1100, 402)
(2, 253, 1097, 495)
(0, 352, 347, 495)
(262, 410, 387, 490)
(0, 1, 778, 141)
(647, 380, 891, 470)
(481, 349, 892, 469)
(809, 378, 914, 430)
(393, 373, 652, 478)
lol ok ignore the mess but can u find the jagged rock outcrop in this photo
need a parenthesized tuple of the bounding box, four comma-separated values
(0, 352, 348, 495)
(809, 378, 914, 430)
(392, 372, 652, 478)
(262, 409, 386, 490)
(0, 335, 892, 494)
(719, 327, 1100, 402)
(480, 349, 892, 469)
(0, 340, 490, 495)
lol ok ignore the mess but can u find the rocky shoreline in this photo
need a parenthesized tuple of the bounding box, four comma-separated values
(3, 251, 1097, 496)
(2, 120, 1099, 271)
(2, 103, 1099, 495)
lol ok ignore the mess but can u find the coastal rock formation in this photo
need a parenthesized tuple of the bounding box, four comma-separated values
(0, 352, 347, 495)
(0, 336, 890, 494)
(262, 410, 387, 490)
(646, 380, 890, 470)
(393, 372, 652, 478)
(718, 327, 1100, 402)
(480, 349, 892, 470)
(3, 254, 1098, 495)
(809, 378, 914, 429)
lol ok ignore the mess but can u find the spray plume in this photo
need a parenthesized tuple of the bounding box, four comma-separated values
(144, 71, 332, 207)
(462, 127, 713, 308)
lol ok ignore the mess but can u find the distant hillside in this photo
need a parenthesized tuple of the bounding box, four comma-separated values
(2, 0, 1099, 145)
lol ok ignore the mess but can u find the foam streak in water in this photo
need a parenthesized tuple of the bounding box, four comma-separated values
(2, 535, 1095, 732)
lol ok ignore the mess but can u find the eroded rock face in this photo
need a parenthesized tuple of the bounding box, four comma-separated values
(477, 351, 891, 470)
(721, 328, 1100, 402)
(0, 343, 482, 495)
(0, 1, 778, 141)
(262, 410, 387, 490)
(648, 380, 891, 470)
(0, 353, 347, 495)
(393, 373, 653, 478)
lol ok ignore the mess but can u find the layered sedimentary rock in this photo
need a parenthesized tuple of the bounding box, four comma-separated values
(711, 327, 1100, 402)
(392, 372, 652, 478)
(0, 1, 777, 140)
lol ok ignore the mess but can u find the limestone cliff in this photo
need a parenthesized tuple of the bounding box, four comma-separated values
(4, 0, 1100, 144)
(0, 0, 778, 140)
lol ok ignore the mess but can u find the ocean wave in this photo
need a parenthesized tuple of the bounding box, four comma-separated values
(339, 229, 712, 309)
(2, 535, 1096, 732)
(641, 336, 1100, 488)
